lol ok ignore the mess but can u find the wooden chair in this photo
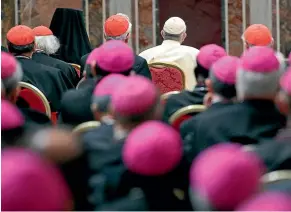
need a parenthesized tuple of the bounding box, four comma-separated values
(72, 121, 101, 135)
(169, 105, 206, 130)
(149, 62, 185, 94)
(18, 82, 51, 119)
(261, 170, 291, 192)
(161, 91, 180, 104)
(69, 63, 81, 78)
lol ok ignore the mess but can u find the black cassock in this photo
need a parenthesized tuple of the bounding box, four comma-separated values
(162, 85, 208, 123)
(181, 100, 286, 163)
(16, 56, 70, 111)
(32, 51, 79, 87)
(58, 78, 96, 127)
(82, 124, 192, 211)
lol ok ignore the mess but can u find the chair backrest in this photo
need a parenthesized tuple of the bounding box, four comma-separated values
(72, 121, 101, 135)
(161, 91, 180, 104)
(169, 105, 206, 130)
(76, 77, 86, 89)
(69, 63, 81, 78)
(18, 82, 51, 118)
(262, 170, 291, 184)
(149, 62, 185, 94)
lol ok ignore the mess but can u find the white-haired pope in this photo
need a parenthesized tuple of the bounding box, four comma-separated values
(139, 17, 200, 90)
(32, 26, 79, 85)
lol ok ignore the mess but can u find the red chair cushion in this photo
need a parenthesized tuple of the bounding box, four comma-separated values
(51, 112, 58, 125)
(74, 67, 81, 78)
(172, 114, 192, 130)
(18, 88, 46, 114)
(150, 66, 184, 94)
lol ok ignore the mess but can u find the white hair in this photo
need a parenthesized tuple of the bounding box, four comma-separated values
(35, 35, 60, 55)
(104, 13, 132, 41)
(236, 69, 281, 100)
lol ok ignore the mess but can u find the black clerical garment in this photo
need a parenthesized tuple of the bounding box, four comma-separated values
(1, 46, 8, 52)
(50, 8, 92, 64)
(32, 51, 79, 86)
(58, 78, 96, 126)
(80, 53, 152, 79)
(180, 100, 286, 163)
(16, 56, 69, 111)
(162, 85, 208, 123)
(83, 124, 192, 211)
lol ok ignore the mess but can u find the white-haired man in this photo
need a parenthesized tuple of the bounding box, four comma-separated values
(180, 46, 286, 163)
(32, 26, 79, 86)
(139, 17, 199, 90)
(80, 14, 151, 79)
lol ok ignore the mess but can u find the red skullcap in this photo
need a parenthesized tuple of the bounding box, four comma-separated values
(7, 25, 35, 46)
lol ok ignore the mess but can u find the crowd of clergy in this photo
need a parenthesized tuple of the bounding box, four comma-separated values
(2, 7, 291, 211)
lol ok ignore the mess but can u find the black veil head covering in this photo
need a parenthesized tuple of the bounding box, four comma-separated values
(49, 8, 92, 64)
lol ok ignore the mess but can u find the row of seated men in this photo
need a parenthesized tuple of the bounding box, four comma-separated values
(2, 8, 291, 211)
(2, 37, 291, 211)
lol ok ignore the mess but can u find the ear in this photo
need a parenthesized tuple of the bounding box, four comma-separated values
(205, 79, 213, 93)
(90, 61, 97, 77)
(125, 33, 130, 43)
(8, 87, 20, 104)
(161, 30, 165, 39)
(130, 70, 136, 76)
(275, 93, 289, 115)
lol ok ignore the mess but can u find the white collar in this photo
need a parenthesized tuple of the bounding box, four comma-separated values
(161, 40, 181, 46)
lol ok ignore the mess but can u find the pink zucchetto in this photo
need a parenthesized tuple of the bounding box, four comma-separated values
(236, 191, 291, 211)
(93, 74, 127, 96)
(1, 100, 25, 130)
(280, 68, 291, 95)
(211, 56, 240, 84)
(87, 40, 134, 73)
(122, 120, 182, 176)
(240, 46, 280, 73)
(111, 75, 157, 116)
(1, 148, 72, 211)
(1, 52, 23, 90)
(190, 143, 265, 210)
(197, 44, 227, 70)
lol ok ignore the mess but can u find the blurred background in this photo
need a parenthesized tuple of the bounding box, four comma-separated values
(2, 0, 291, 56)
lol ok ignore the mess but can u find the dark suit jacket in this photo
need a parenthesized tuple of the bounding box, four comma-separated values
(180, 100, 286, 162)
(58, 79, 96, 127)
(80, 53, 152, 79)
(32, 51, 79, 86)
(162, 86, 208, 123)
(82, 124, 192, 211)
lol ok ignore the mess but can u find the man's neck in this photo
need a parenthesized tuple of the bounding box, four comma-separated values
(16, 52, 33, 58)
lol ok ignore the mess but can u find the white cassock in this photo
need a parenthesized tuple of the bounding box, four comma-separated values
(139, 40, 199, 90)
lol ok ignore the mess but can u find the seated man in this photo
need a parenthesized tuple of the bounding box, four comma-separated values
(139, 17, 199, 90)
(1, 52, 51, 126)
(91, 74, 127, 125)
(181, 46, 286, 163)
(59, 40, 136, 126)
(81, 14, 151, 79)
(32, 26, 79, 87)
(162, 44, 227, 123)
(6, 25, 70, 111)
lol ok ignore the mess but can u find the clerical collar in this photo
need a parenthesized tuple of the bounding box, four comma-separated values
(35, 49, 46, 54)
(101, 116, 115, 125)
(113, 125, 130, 141)
(15, 55, 31, 59)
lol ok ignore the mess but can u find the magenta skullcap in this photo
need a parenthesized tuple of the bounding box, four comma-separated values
(86, 48, 99, 65)
(123, 120, 182, 176)
(197, 44, 227, 70)
(88, 40, 134, 73)
(1, 148, 71, 211)
(1, 52, 23, 89)
(112, 75, 157, 116)
(280, 68, 291, 95)
(211, 56, 240, 84)
(1, 100, 25, 130)
(93, 74, 127, 96)
(240, 46, 280, 73)
(190, 143, 265, 210)
(236, 191, 291, 211)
